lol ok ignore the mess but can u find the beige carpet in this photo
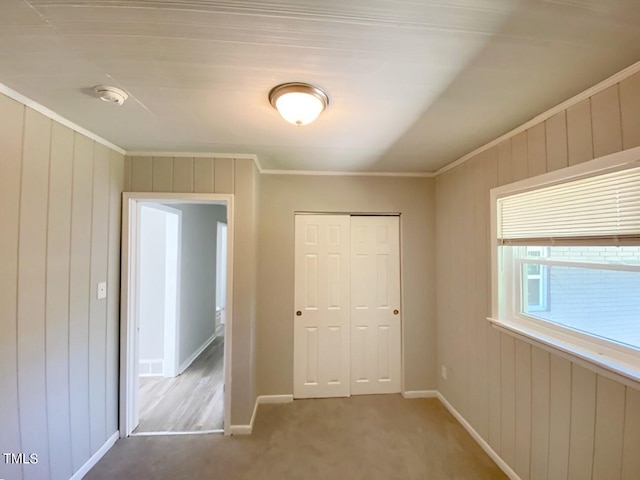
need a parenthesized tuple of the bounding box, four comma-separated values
(86, 395, 506, 479)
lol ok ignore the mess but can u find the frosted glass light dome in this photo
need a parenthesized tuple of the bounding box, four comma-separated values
(269, 83, 329, 126)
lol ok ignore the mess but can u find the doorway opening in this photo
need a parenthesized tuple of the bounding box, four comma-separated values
(120, 193, 234, 437)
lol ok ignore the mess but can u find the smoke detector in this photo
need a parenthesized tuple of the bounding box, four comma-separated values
(93, 85, 128, 106)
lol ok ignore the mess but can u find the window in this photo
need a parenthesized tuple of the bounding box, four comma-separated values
(491, 154, 640, 382)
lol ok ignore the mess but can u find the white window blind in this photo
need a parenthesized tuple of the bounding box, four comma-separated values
(497, 166, 640, 245)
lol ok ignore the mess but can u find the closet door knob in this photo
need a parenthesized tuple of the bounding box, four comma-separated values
(296, 311, 302, 316)
(393, 309, 399, 315)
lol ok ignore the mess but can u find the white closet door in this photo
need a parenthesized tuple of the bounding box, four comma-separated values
(350, 216, 401, 395)
(294, 214, 351, 398)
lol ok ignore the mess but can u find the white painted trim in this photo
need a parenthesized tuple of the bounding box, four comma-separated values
(229, 394, 294, 435)
(178, 333, 216, 375)
(435, 59, 640, 176)
(261, 169, 434, 177)
(258, 394, 294, 404)
(0, 82, 126, 155)
(120, 193, 235, 438)
(401, 390, 438, 399)
(130, 429, 223, 437)
(69, 431, 119, 480)
(436, 393, 521, 480)
(229, 424, 253, 435)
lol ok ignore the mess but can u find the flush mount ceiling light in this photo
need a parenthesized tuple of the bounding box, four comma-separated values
(93, 85, 128, 106)
(269, 82, 329, 126)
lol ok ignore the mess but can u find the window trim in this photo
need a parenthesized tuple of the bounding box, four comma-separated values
(489, 145, 640, 386)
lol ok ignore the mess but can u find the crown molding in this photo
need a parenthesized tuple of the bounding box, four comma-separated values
(261, 169, 434, 177)
(435, 59, 640, 176)
(0, 82, 126, 155)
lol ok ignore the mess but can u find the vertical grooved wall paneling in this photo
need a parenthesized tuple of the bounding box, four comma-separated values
(435, 71, 640, 480)
(511, 131, 528, 181)
(0, 94, 25, 480)
(527, 123, 547, 177)
(620, 71, 640, 149)
(514, 340, 532, 480)
(17, 109, 51, 480)
(46, 122, 74, 480)
(214, 157, 235, 194)
(622, 387, 640, 479)
(545, 111, 568, 172)
(0, 91, 124, 480)
(530, 347, 550, 480)
(194, 157, 215, 193)
(172, 156, 194, 192)
(88, 143, 110, 454)
(591, 85, 623, 158)
(152, 156, 173, 192)
(69, 133, 94, 472)
(592, 376, 625, 480)
(566, 98, 593, 166)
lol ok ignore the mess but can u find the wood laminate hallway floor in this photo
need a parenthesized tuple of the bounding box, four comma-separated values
(88, 395, 507, 480)
(134, 336, 224, 433)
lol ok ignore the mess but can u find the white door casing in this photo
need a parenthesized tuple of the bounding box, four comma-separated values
(350, 216, 401, 395)
(293, 214, 351, 398)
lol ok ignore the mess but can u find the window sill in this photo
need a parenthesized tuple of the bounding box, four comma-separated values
(487, 316, 640, 389)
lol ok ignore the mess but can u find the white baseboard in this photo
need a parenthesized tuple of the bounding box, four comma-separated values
(178, 333, 216, 375)
(402, 390, 438, 399)
(258, 394, 294, 404)
(436, 392, 521, 480)
(229, 394, 294, 435)
(69, 431, 118, 480)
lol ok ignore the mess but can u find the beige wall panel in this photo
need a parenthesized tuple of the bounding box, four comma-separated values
(0, 94, 24, 480)
(172, 156, 194, 193)
(514, 340, 532, 480)
(88, 143, 110, 453)
(468, 157, 489, 439)
(487, 326, 502, 453)
(567, 99, 593, 166)
(547, 355, 571, 479)
(45, 122, 74, 480)
(592, 375, 625, 480)
(106, 151, 124, 435)
(622, 387, 640, 480)
(68, 133, 94, 471)
(527, 123, 547, 178)
(511, 132, 528, 182)
(257, 174, 436, 396)
(232, 159, 258, 423)
(152, 156, 173, 192)
(530, 347, 550, 480)
(435, 171, 455, 401)
(194, 157, 215, 193)
(214, 157, 235, 194)
(545, 111, 568, 172)
(497, 139, 513, 186)
(568, 364, 597, 480)
(123, 155, 132, 191)
(130, 156, 152, 192)
(500, 334, 516, 467)
(591, 85, 623, 158)
(620, 71, 640, 149)
(17, 109, 51, 479)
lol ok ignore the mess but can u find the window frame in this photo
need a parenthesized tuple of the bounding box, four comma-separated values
(489, 146, 640, 387)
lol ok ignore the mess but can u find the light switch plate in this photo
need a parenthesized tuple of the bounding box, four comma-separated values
(97, 282, 107, 299)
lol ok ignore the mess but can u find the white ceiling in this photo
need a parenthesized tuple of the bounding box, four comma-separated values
(2, 0, 640, 172)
